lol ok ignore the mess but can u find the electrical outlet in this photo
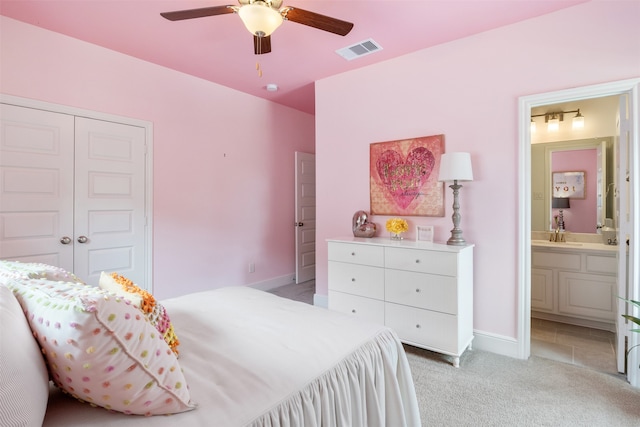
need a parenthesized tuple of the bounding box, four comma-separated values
(249, 262, 255, 273)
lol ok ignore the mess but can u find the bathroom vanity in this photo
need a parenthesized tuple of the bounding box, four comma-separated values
(531, 239, 618, 331)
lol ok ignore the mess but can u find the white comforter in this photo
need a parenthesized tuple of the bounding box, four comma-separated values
(43, 286, 421, 426)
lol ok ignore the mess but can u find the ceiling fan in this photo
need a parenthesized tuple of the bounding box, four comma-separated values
(161, 0, 354, 55)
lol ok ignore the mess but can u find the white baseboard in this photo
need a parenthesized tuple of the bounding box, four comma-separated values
(247, 273, 296, 292)
(314, 293, 328, 308)
(471, 330, 522, 359)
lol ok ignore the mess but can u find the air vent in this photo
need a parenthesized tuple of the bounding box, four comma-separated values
(336, 38, 382, 61)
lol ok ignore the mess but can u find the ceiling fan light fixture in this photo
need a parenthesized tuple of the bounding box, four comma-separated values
(238, 2, 283, 37)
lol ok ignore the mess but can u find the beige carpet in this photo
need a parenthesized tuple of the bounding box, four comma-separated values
(405, 345, 640, 426)
(267, 283, 640, 425)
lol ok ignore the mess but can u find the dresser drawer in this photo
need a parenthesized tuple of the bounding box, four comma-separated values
(385, 246, 456, 276)
(328, 291, 385, 325)
(328, 242, 384, 267)
(328, 261, 384, 299)
(385, 302, 457, 353)
(385, 269, 457, 314)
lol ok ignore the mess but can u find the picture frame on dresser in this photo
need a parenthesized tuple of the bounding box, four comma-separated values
(416, 225, 434, 242)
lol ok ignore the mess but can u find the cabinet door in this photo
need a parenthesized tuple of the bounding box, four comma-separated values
(74, 118, 147, 286)
(531, 268, 553, 311)
(558, 271, 616, 321)
(0, 104, 75, 270)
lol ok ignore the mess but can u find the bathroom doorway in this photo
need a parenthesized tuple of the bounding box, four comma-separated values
(529, 96, 619, 374)
(518, 78, 640, 387)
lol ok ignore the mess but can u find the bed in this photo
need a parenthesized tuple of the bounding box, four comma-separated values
(0, 261, 421, 427)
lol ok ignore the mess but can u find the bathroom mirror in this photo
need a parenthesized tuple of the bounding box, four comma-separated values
(530, 96, 619, 234)
(531, 138, 614, 233)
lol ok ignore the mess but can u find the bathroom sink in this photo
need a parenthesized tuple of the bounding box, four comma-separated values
(531, 240, 582, 247)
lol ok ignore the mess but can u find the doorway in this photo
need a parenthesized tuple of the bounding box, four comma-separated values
(529, 97, 619, 374)
(518, 79, 640, 387)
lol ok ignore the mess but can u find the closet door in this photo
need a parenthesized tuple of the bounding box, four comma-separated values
(0, 104, 75, 270)
(73, 118, 147, 285)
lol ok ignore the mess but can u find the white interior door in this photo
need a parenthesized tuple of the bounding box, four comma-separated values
(74, 117, 147, 286)
(295, 152, 316, 283)
(616, 91, 639, 383)
(0, 104, 75, 270)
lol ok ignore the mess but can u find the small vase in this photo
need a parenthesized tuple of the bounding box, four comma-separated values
(390, 232, 403, 241)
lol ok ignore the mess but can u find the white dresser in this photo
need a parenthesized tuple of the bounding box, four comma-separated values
(327, 237, 474, 367)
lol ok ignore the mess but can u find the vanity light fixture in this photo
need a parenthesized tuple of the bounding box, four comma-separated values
(530, 108, 585, 132)
(438, 152, 474, 246)
(547, 114, 560, 132)
(572, 109, 585, 129)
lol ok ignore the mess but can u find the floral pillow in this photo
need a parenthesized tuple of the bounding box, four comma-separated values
(99, 272, 180, 355)
(0, 260, 84, 284)
(7, 277, 195, 416)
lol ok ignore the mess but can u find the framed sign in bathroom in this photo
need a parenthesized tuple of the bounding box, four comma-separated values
(552, 171, 585, 199)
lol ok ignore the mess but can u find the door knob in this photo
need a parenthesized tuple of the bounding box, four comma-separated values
(77, 236, 88, 244)
(60, 236, 72, 245)
(296, 222, 304, 227)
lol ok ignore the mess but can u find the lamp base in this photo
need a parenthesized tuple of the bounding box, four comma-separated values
(446, 180, 468, 246)
(446, 229, 467, 246)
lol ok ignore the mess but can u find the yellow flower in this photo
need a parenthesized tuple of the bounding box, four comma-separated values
(385, 218, 409, 234)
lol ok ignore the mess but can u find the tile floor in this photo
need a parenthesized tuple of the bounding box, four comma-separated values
(531, 317, 620, 375)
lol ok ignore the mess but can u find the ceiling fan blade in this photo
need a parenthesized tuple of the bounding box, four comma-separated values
(160, 6, 234, 21)
(283, 7, 353, 36)
(254, 35, 272, 55)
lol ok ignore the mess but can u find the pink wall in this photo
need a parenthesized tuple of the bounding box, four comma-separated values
(315, 1, 640, 341)
(552, 149, 597, 233)
(0, 17, 315, 300)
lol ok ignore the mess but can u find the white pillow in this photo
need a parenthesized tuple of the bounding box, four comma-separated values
(0, 284, 49, 426)
(7, 278, 196, 416)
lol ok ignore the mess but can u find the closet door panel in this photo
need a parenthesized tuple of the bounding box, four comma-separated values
(74, 117, 146, 286)
(0, 104, 74, 270)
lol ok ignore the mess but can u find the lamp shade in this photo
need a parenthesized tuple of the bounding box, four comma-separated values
(238, 2, 283, 36)
(552, 197, 570, 209)
(438, 152, 474, 182)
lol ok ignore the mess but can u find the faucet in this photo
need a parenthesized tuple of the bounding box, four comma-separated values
(549, 221, 566, 242)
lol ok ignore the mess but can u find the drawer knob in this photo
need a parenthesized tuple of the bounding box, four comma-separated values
(416, 288, 420, 293)
(416, 324, 421, 329)
(351, 309, 356, 313)
(415, 259, 420, 263)
(351, 278, 356, 282)
(351, 252, 356, 256)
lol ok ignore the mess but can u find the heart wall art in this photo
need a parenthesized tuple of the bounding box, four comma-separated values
(370, 134, 445, 216)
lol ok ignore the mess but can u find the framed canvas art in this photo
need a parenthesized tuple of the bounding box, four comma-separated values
(370, 134, 445, 216)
